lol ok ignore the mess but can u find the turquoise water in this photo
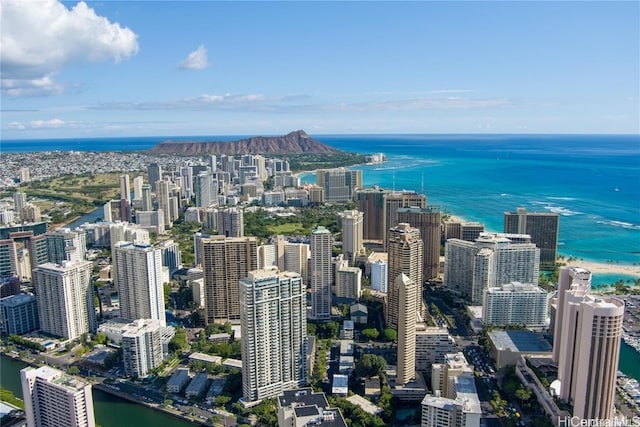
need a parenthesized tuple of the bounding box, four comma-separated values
(305, 134, 640, 274)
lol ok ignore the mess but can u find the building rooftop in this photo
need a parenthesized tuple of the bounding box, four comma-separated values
(0, 292, 36, 307)
(488, 330, 552, 353)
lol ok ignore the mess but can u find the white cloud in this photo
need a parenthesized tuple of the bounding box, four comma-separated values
(178, 45, 208, 70)
(30, 118, 67, 128)
(0, 0, 139, 96)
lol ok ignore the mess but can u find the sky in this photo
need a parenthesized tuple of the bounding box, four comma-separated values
(1, 0, 639, 139)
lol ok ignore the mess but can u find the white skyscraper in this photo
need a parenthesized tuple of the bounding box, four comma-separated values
(445, 233, 540, 305)
(33, 260, 95, 340)
(114, 242, 166, 327)
(240, 269, 307, 402)
(21, 365, 96, 427)
(133, 175, 144, 201)
(370, 259, 388, 293)
(482, 282, 548, 329)
(310, 226, 332, 319)
(553, 267, 624, 420)
(121, 318, 163, 378)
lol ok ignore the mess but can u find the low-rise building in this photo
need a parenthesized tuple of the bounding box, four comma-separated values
(277, 388, 347, 427)
(166, 368, 190, 394)
(487, 330, 552, 368)
(185, 372, 209, 398)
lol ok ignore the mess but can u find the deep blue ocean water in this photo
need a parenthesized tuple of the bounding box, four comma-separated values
(3, 134, 640, 281)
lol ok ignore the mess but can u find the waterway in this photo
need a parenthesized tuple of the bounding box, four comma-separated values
(0, 355, 194, 427)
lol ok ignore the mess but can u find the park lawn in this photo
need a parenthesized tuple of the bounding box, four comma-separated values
(268, 222, 306, 235)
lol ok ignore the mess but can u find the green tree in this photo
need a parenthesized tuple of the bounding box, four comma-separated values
(382, 328, 397, 342)
(515, 386, 532, 406)
(361, 328, 379, 341)
(355, 354, 387, 378)
(68, 366, 80, 375)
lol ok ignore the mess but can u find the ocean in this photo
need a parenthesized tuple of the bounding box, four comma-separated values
(3, 133, 640, 285)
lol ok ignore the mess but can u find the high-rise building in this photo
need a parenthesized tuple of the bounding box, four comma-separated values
(383, 191, 426, 250)
(156, 180, 172, 229)
(504, 207, 559, 269)
(443, 220, 485, 242)
(157, 239, 182, 274)
(113, 242, 166, 327)
(13, 191, 27, 212)
(33, 260, 95, 340)
(444, 233, 540, 305)
(141, 184, 153, 211)
(355, 186, 389, 241)
(257, 243, 277, 269)
(132, 175, 144, 201)
(397, 206, 441, 281)
(338, 210, 364, 264)
(120, 174, 131, 202)
(276, 237, 310, 285)
(425, 354, 480, 427)
(482, 282, 548, 328)
(386, 223, 423, 329)
(217, 207, 244, 237)
(335, 266, 362, 300)
(316, 168, 362, 203)
(0, 293, 39, 335)
(148, 163, 162, 192)
(46, 227, 86, 264)
(0, 222, 48, 280)
(397, 273, 417, 386)
(240, 269, 307, 402)
(370, 259, 388, 293)
(310, 226, 332, 320)
(194, 171, 214, 208)
(121, 318, 163, 378)
(21, 365, 96, 427)
(421, 376, 481, 427)
(19, 167, 30, 183)
(552, 267, 591, 362)
(201, 235, 257, 323)
(415, 327, 458, 372)
(554, 287, 623, 420)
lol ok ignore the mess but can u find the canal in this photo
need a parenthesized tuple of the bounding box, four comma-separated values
(0, 355, 195, 427)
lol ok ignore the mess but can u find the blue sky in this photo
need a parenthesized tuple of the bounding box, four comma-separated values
(1, 1, 639, 139)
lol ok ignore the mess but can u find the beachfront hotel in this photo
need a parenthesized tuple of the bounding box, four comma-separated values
(21, 365, 96, 427)
(240, 269, 307, 402)
(444, 233, 540, 305)
(355, 186, 388, 241)
(504, 207, 559, 269)
(316, 168, 362, 203)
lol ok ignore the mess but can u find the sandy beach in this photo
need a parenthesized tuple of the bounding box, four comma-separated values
(562, 259, 640, 279)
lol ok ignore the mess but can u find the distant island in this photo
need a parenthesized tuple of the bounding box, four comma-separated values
(147, 129, 342, 155)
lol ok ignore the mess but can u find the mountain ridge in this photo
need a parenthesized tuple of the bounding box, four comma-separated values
(146, 130, 342, 155)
